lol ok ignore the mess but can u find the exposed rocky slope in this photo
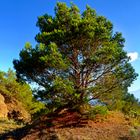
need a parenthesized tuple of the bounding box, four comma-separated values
(0, 93, 30, 122)
(0, 94, 8, 118)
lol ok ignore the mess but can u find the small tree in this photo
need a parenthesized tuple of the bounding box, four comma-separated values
(13, 3, 137, 111)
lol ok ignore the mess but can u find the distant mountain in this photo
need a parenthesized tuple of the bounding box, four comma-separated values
(130, 89, 140, 100)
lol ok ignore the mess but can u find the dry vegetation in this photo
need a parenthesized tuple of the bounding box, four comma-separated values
(0, 118, 24, 134)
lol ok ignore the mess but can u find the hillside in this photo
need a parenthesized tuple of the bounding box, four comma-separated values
(0, 109, 140, 140)
(0, 93, 30, 122)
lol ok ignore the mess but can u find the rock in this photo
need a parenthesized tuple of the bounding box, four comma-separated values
(0, 93, 31, 122)
(4, 94, 31, 122)
(0, 93, 8, 118)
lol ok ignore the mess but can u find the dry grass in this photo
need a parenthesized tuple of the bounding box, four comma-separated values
(0, 118, 24, 134)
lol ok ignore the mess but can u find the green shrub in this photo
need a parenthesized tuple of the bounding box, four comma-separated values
(129, 128, 138, 139)
(107, 100, 125, 111)
(0, 69, 45, 117)
(78, 103, 92, 114)
(31, 108, 50, 120)
(87, 105, 108, 120)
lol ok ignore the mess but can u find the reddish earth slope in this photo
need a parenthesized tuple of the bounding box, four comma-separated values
(0, 110, 140, 140)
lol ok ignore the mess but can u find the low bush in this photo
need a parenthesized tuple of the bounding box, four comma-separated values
(129, 128, 138, 139)
(86, 105, 108, 120)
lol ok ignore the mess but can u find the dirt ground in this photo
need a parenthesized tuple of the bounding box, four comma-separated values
(0, 110, 140, 140)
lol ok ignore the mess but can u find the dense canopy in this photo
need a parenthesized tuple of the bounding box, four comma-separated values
(13, 3, 138, 110)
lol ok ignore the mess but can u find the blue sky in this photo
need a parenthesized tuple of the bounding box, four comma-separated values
(0, 0, 140, 98)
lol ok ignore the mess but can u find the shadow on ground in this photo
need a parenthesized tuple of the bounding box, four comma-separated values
(0, 112, 87, 140)
(0, 121, 59, 140)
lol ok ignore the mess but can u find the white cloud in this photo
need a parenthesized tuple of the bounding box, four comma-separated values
(127, 52, 139, 62)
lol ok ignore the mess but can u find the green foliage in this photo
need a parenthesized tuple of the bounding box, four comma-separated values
(122, 93, 140, 117)
(31, 108, 50, 120)
(0, 69, 45, 115)
(107, 100, 125, 111)
(90, 105, 108, 115)
(129, 128, 138, 139)
(98, 86, 126, 110)
(0, 118, 24, 134)
(99, 84, 140, 118)
(87, 105, 108, 120)
(13, 2, 138, 111)
(78, 103, 92, 114)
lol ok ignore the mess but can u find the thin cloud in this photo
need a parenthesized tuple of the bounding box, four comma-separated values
(127, 52, 139, 62)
